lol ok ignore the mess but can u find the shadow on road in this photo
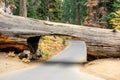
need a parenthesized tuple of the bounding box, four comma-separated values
(43, 61, 83, 66)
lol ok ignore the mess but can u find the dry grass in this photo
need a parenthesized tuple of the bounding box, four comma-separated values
(39, 35, 67, 58)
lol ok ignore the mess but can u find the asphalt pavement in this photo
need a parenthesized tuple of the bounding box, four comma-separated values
(0, 40, 105, 80)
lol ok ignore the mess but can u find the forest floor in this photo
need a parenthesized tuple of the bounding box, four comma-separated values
(0, 53, 41, 73)
(80, 58, 120, 80)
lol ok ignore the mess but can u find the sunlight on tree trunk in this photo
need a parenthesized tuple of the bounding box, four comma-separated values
(19, 0, 27, 17)
(77, 3, 81, 25)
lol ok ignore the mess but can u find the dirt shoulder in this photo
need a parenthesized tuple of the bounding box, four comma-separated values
(80, 58, 120, 80)
(0, 53, 37, 73)
(0, 36, 67, 73)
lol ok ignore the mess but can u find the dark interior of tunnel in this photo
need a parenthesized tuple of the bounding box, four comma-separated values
(87, 54, 120, 61)
(0, 47, 23, 54)
(27, 36, 41, 53)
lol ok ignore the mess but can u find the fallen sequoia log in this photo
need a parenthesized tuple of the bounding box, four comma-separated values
(0, 14, 120, 58)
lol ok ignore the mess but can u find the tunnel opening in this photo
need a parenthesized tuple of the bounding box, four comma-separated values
(0, 47, 23, 53)
(87, 54, 110, 61)
(87, 54, 120, 62)
(0, 34, 117, 62)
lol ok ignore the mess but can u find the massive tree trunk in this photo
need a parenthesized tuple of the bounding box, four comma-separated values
(0, 14, 120, 57)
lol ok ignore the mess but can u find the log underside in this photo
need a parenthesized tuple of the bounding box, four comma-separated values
(0, 34, 42, 60)
(0, 34, 28, 53)
(0, 43, 27, 53)
(0, 15, 120, 58)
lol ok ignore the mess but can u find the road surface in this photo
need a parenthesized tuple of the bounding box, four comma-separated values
(0, 40, 105, 80)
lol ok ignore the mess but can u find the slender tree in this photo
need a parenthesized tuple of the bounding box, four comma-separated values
(19, 0, 27, 17)
(77, 2, 80, 25)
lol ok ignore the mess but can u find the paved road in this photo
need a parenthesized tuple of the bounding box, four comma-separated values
(0, 40, 105, 80)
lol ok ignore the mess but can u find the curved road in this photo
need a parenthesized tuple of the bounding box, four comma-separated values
(0, 40, 105, 80)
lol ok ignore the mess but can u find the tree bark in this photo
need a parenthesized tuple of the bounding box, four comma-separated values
(0, 15, 120, 57)
(77, 3, 81, 25)
(19, 0, 27, 17)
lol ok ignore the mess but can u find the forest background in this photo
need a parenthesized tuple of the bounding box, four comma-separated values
(4, 0, 120, 30)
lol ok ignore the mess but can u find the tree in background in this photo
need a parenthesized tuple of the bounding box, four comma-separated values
(19, 0, 27, 17)
(62, 0, 77, 24)
(4, 0, 120, 29)
(62, 0, 87, 25)
(14, 0, 62, 21)
(107, 0, 120, 30)
(84, 0, 109, 28)
(77, 0, 87, 25)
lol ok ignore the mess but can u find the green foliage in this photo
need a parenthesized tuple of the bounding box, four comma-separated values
(41, 49, 50, 58)
(62, 0, 87, 24)
(13, 0, 19, 15)
(13, 0, 62, 21)
(106, 0, 115, 13)
(113, 1, 120, 10)
(78, 0, 87, 25)
(109, 10, 120, 30)
(106, 12, 117, 21)
(35, 0, 48, 20)
(62, 37, 66, 45)
(13, 0, 87, 25)
(106, 0, 120, 29)
(62, 0, 77, 24)
(41, 36, 46, 40)
(13, 0, 120, 27)
(27, 0, 38, 19)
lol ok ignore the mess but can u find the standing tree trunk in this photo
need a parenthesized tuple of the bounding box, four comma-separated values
(19, 0, 27, 17)
(77, 3, 81, 25)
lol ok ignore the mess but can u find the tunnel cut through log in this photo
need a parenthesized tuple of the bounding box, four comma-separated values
(0, 15, 120, 58)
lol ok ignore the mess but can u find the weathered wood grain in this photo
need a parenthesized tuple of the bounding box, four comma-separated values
(0, 14, 120, 57)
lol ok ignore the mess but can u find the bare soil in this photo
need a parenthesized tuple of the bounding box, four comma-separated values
(0, 36, 67, 73)
(80, 58, 120, 80)
(0, 52, 37, 73)
(0, 49, 63, 73)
